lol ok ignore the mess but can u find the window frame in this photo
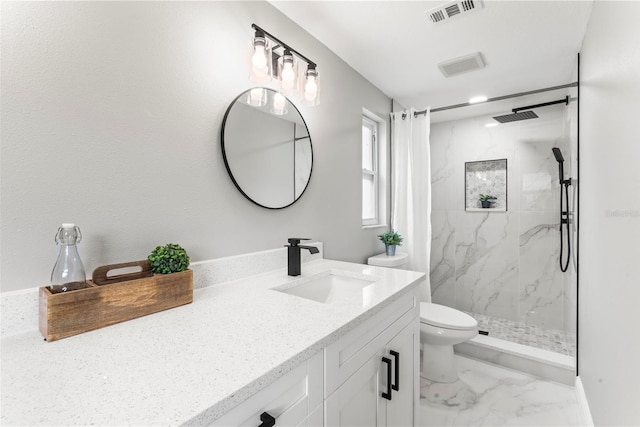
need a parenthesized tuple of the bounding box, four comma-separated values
(361, 110, 388, 228)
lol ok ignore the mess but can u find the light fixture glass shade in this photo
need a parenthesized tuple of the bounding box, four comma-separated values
(246, 87, 267, 107)
(252, 46, 267, 69)
(249, 31, 272, 84)
(303, 65, 320, 106)
(277, 50, 297, 96)
(270, 92, 288, 116)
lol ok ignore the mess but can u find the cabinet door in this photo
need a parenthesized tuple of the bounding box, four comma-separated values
(385, 319, 419, 427)
(300, 404, 323, 427)
(325, 350, 386, 427)
(211, 351, 323, 427)
(325, 293, 417, 397)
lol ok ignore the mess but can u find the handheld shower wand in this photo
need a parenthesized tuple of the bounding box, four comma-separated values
(552, 148, 572, 272)
(552, 147, 565, 184)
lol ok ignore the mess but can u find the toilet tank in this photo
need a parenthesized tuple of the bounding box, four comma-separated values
(367, 252, 408, 269)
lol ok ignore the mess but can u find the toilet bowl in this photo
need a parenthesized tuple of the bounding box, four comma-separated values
(420, 302, 478, 383)
(366, 254, 475, 382)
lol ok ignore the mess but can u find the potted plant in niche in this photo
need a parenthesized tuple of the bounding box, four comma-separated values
(479, 194, 497, 208)
(378, 230, 403, 256)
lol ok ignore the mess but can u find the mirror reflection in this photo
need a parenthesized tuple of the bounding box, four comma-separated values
(222, 88, 313, 209)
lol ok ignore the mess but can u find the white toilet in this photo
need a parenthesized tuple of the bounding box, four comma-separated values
(420, 302, 477, 383)
(367, 253, 478, 383)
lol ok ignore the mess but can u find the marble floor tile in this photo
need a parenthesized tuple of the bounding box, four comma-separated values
(418, 356, 584, 427)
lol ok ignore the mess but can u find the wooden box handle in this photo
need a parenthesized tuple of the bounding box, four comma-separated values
(92, 260, 153, 285)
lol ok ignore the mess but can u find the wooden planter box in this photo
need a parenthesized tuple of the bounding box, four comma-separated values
(39, 261, 193, 341)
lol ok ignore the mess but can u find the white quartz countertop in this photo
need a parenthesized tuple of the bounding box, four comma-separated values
(0, 259, 424, 426)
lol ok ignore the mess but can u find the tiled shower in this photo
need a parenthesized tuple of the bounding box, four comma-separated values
(429, 87, 578, 357)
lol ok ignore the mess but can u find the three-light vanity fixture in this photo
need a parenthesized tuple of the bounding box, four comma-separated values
(249, 23, 320, 113)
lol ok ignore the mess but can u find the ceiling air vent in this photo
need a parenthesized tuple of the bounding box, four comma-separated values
(427, 0, 483, 24)
(438, 52, 486, 78)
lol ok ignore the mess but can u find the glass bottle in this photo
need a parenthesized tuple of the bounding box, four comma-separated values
(50, 223, 87, 293)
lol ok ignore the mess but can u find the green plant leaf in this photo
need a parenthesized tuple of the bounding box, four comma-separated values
(377, 230, 403, 246)
(148, 243, 190, 274)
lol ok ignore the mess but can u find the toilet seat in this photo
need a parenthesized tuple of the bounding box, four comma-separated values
(420, 302, 477, 331)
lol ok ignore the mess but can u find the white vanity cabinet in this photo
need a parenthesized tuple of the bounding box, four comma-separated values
(324, 291, 420, 427)
(211, 289, 420, 427)
(210, 351, 324, 427)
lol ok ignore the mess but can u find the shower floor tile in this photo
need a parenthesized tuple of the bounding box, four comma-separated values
(418, 356, 584, 427)
(465, 312, 576, 356)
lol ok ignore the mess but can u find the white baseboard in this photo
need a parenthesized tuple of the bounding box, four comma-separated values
(575, 376, 594, 426)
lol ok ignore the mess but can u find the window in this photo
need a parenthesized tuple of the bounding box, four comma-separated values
(362, 111, 387, 227)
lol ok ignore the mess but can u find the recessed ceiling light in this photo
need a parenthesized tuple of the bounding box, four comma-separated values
(485, 122, 499, 128)
(469, 95, 488, 104)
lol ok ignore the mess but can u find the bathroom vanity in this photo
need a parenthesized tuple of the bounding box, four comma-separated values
(210, 283, 419, 427)
(0, 253, 424, 426)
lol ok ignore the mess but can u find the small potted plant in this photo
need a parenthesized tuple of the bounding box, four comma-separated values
(378, 230, 403, 256)
(148, 243, 190, 274)
(479, 194, 497, 208)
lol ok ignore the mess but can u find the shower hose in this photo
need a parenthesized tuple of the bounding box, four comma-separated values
(559, 181, 571, 272)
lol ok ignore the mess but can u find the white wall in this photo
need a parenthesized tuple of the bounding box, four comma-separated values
(0, 1, 392, 292)
(579, 1, 640, 425)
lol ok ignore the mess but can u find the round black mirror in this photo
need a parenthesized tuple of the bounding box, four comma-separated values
(221, 88, 313, 209)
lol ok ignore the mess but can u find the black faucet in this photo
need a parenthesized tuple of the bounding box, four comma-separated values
(286, 238, 320, 276)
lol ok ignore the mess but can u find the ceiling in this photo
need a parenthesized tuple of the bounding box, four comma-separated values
(270, 0, 593, 122)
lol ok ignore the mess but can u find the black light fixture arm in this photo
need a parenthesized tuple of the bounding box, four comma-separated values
(252, 23, 316, 68)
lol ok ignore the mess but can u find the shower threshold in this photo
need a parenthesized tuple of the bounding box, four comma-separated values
(454, 312, 577, 385)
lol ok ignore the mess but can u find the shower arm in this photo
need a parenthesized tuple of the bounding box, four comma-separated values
(512, 96, 569, 114)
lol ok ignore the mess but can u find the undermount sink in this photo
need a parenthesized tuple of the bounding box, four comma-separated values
(273, 270, 377, 304)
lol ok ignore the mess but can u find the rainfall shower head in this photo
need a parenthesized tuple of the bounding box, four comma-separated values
(492, 96, 569, 124)
(493, 110, 538, 123)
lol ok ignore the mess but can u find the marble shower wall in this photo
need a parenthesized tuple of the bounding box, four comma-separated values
(430, 104, 576, 333)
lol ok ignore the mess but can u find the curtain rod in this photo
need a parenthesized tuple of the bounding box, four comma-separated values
(412, 82, 578, 117)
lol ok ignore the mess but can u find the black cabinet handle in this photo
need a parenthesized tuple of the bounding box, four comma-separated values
(259, 411, 276, 427)
(381, 356, 393, 400)
(390, 350, 400, 391)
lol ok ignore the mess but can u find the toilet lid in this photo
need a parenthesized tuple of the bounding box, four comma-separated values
(420, 303, 477, 330)
(367, 252, 408, 268)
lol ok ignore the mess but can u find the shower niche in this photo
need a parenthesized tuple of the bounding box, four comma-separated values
(465, 159, 507, 211)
